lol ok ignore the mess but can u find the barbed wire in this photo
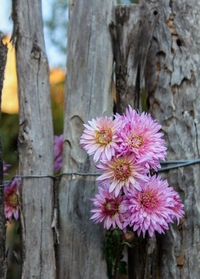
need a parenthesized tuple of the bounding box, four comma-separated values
(1, 159, 200, 188)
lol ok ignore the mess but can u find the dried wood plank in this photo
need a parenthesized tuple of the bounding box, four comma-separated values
(113, 4, 158, 277)
(144, 0, 200, 278)
(12, 1, 56, 278)
(114, 1, 200, 278)
(57, 1, 115, 278)
(112, 3, 158, 114)
(0, 33, 8, 279)
(115, 0, 200, 278)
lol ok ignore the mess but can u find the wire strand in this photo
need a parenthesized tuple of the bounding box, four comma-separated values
(1, 159, 200, 188)
(158, 159, 200, 172)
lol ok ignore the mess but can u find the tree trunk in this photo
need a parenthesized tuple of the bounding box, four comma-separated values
(0, 33, 8, 279)
(12, 1, 56, 278)
(114, 0, 200, 278)
(57, 0, 115, 278)
(145, 0, 200, 278)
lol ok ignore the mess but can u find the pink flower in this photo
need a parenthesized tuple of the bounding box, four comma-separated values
(116, 106, 167, 170)
(97, 154, 148, 197)
(167, 189, 184, 224)
(54, 134, 64, 172)
(90, 184, 127, 230)
(3, 162, 11, 177)
(4, 178, 21, 222)
(80, 117, 120, 162)
(125, 175, 184, 238)
(54, 156, 63, 173)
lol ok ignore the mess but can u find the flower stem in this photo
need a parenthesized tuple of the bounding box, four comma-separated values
(113, 236, 123, 279)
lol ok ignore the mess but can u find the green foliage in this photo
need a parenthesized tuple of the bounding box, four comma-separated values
(104, 228, 139, 278)
(1, 113, 18, 166)
(52, 101, 64, 135)
(50, 78, 64, 135)
(6, 221, 21, 279)
(104, 229, 127, 278)
(1, 79, 64, 168)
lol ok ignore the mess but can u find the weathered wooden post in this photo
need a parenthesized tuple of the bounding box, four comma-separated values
(113, 0, 200, 278)
(12, 0, 56, 278)
(0, 33, 8, 279)
(58, 0, 115, 278)
(111, 3, 159, 278)
(8, 0, 200, 277)
(145, 0, 200, 278)
(111, 3, 158, 114)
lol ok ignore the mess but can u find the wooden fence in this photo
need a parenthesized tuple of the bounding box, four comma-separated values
(1, 0, 200, 278)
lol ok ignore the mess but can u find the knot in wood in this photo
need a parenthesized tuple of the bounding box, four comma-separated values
(116, 6, 130, 25)
(31, 44, 41, 60)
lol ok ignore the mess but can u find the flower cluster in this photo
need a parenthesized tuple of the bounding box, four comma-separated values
(3, 135, 64, 223)
(3, 163, 11, 176)
(4, 177, 21, 223)
(80, 106, 184, 238)
(3, 162, 21, 222)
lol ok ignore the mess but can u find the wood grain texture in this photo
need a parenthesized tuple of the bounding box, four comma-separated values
(112, 3, 158, 114)
(13, 1, 56, 278)
(57, 0, 115, 278)
(114, 0, 200, 278)
(0, 34, 8, 279)
(112, 4, 159, 278)
(114, 1, 200, 278)
(145, 0, 200, 278)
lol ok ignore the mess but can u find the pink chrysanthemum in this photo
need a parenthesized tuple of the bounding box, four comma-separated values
(3, 162, 11, 177)
(167, 189, 184, 224)
(54, 134, 64, 172)
(80, 117, 120, 162)
(125, 175, 184, 238)
(90, 184, 127, 230)
(115, 106, 167, 170)
(4, 178, 21, 222)
(97, 154, 148, 197)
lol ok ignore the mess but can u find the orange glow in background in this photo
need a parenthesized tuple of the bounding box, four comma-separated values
(1, 36, 65, 114)
(2, 36, 18, 114)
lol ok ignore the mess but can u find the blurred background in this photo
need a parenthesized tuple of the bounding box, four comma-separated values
(0, 0, 138, 278)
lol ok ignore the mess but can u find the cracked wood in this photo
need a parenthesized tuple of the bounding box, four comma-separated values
(57, 0, 115, 278)
(145, 0, 200, 278)
(115, 0, 200, 278)
(13, 0, 56, 278)
(112, 3, 158, 114)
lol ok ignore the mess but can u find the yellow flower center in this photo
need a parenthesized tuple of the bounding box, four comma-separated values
(129, 134, 144, 149)
(95, 128, 112, 145)
(113, 160, 131, 182)
(104, 200, 119, 216)
(9, 193, 18, 207)
(141, 192, 157, 209)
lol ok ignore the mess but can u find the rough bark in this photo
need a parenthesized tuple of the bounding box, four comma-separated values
(111, 3, 158, 114)
(57, 0, 115, 278)
(144, 0, 200, 278)
(0, 33, 8, 279)
(12, 1, 56, 278)
(114, 0, 200, 278)
(112, 5, 158, 277)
